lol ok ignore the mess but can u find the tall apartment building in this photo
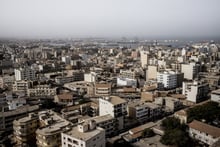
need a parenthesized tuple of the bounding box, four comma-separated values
(13, 113, 39, 146)
(181, 62, 200, 80)
(61, 120, 105, 147)
(14, 67, 36, 81)
(157, 71, 177, 89)
(182, 81, 209, 103)
(140, 51, 149, 68)
(146, 65, 158, 81)
(99, 96, 127, 130)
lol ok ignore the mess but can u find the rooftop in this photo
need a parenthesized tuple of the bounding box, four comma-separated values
(212, 89, 220, 95)
(101, 96, 127, 105)
(63, 126, 104, 141)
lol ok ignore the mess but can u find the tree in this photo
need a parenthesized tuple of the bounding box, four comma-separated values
(160, 117, 193, 147)
(142, 128, 155, 138)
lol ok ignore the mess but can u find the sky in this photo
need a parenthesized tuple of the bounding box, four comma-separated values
(0, 0, 220, 39)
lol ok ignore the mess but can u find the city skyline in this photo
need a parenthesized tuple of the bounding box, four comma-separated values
(0, 0, 220, 39)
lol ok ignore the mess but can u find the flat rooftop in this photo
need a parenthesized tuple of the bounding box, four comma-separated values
(64, 126, 104, 141)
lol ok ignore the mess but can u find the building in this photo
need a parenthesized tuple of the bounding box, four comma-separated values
(157, 71, 177, 89)
(99, 96, 127, 130)
(174, 109, 188, 124)
(182, 81, 209, 103)
(55, 70, 84, 85)
(12, 80, 32, 95)
(36, 110, 72, 147)
(146, 65, 157, 81)
(0, 75, 15, 88)
(61, 120, 105, 147)
(27, 85, 57, 97)
(154, 97, 182, 112)
(0, 105, 39, 141)
(79, 114, 116, 137)
(188, 120, 220, 146)
(13, 113, 39, 146)
(181, 62, 200, 80)
(211, 89, 220, 103)
(7, 97, 26, 110)
(14, 67, 36, 81)
(128, 101, 150, 123)
(95, 83, 111, 96)
(84, 72, 97, 83)
(54, 92, 74, 105)
(140, 51, 149, 68)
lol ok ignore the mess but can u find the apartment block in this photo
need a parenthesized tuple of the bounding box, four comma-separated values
(189, 120, 220, 146)
(13, 113, 39, 146)
(14, 67, 36, 81)
(27, 85, 57, 97)
(99, 96, 127, 130)
(79, 114, 116, 137)
(61, 120, 105, 147)
(181, 62, 200, 80)
(182, 81, 209, 103)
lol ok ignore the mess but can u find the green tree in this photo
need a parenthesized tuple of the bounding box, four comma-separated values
(142, 128, 155, 138)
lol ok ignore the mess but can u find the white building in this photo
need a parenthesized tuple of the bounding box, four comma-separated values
(181, 62, 200, 80)
(157, 71, 177, 89)
(117, 77, 137, 87)
(182, 81, 209, 103)
(189, 120, 220, 146)
(99, 96, 127, 130)
(84, 72, 97, 82)
(61, 120, 105, 147)
(14, 67, 36, 81)
(211, 89, 220, 103)
(62, 56, 71, 64)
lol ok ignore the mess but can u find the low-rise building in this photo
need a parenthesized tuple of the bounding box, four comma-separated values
(211, 89, 220, 103)
(27, 85, 57, 97)
(61, 120, 105, 147)
(188, 120, 220, 146)
(12, 80, 32, 95)
(79, 114, 116, 137)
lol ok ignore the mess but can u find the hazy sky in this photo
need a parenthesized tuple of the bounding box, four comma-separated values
(0, 0, 220, 39)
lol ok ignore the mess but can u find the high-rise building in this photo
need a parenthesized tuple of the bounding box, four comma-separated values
(182, 81, 209, 103)
(157, 71, 177, 89)
(14, 67, 36, 81)
(99, 96, 127, 130)
(181, 62, 200, 80)
(140, 51, 149, 68)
